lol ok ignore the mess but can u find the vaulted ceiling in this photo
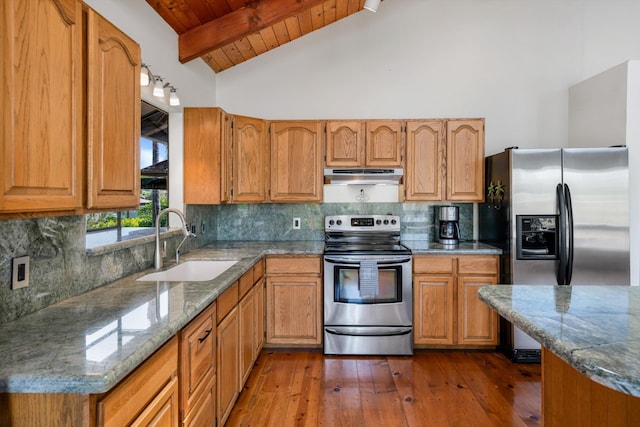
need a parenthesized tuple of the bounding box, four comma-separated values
(146, 0, 368, 73)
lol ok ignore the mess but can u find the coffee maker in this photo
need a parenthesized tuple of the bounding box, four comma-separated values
(438, 206, 460, 245)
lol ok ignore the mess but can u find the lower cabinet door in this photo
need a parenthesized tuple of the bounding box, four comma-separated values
(217, 306, 239, 426)
(130, 376, 179, 427)
(183, 377, 216, 427)
(413, 275, 455, 345)
(457, 276, 499, 344)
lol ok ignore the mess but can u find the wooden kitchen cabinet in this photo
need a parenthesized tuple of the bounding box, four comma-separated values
(405, 120, 444, 201)
(184, 108, 268, 204)
(405, 118, 484, 202)
(239, 261, 265, 386)
(413, 255, 498, 347)
(232, 115, 268, 203)
(97, 336, 179, 427)
(1, 0, 83, 215)
(365, 120, 404, 167)
(85, 8, 140, 210)
(265, 256, 322, 346)
(184, 108, 230, 204)
(179, 303, 216, 427)
(1, 1, 140, 216)
(270, 121, 323, 202)
(325, 121, 364, 167)
(445, 119, 485, 201)
(325, 120, 403, 168)
(217, 303, 239, 427)
(457, 256, 499, 344)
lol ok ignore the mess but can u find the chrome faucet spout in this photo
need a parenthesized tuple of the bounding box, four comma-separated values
(154, 208, 195, 270)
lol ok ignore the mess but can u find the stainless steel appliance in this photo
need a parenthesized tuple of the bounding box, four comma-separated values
(323, 214, 413, 355)
(479, 147, 630, 362)
(437, 206, 460, 245)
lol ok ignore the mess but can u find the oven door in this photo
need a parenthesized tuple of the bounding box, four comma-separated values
(323, 254, 412, 327)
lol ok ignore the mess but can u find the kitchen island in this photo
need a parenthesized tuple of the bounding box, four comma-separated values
(478, 285, 640, 426)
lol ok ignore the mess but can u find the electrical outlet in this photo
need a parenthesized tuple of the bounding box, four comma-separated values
(191, 223, 197, 234)
(293, 217, 301, 230)
(12, 256, 30, 290)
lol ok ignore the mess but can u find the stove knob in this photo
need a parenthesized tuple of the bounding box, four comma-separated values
(329, 220, 334, 225)
(391, 219, 397, 225)
(383, 219, 389, 225)
(336, 219, 342, 225)
(376, 219, 382, 225)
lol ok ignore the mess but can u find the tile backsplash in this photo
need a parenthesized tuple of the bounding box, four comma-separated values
(0, 202, 470, 323)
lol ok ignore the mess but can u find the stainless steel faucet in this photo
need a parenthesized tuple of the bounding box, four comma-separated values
(154, 208, 196, 270)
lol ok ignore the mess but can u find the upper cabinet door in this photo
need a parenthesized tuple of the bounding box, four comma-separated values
(270, 121, 323, 202)
(86, 8, 140, 209)
(446, 119, 485, 201)
(325, 121, 363, 167)
(232, 116, 268, 203)
(365, 121, 403, 167)
(406, 120, 443, 201)
(1, 0, 83, 213)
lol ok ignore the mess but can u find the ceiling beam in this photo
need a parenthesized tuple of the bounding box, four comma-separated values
(178, 0, 329, 64)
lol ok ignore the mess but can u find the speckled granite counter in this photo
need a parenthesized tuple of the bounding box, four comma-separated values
(403, 240, 501, 255)
(0, 239, 498, 395)
(0, 241, 323, 394)
(478, 285, 640, 397)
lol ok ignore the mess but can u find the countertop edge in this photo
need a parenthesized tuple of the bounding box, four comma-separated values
(478, 286, 640, 398)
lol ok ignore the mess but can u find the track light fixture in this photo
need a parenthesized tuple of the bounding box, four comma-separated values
(364, 0, 381, 12)
(153, 76, 164, 97)
(168, 87, 180, 106)
(141, 62, 181, 106)
(140, 64, 151, 86)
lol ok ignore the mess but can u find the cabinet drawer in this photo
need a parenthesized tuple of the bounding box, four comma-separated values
(239, 269, 254, 299)
(253, 258, 264, 283)
(180, 303, 216, 417)
(458, 256, 498, 275)
(217, 281, 239, 323)
(98, 336, 178, 427)
(413, 255, 455, 274)
(266, 256, 320, 275)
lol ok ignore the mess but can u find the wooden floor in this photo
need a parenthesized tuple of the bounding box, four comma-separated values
(227, 350, 541, 427)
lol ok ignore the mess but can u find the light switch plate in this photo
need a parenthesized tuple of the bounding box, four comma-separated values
(12, 256, 30, 290)
(293, 218, 301, 229)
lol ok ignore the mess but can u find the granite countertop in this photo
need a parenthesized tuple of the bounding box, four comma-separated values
(403, 240, 501, 255)
(0, 239, 498, 394)
(478, 285, 640, 397)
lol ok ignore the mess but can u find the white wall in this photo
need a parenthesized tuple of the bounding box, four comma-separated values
(569, 60, 640, 286)
(215, 0, 640, 156)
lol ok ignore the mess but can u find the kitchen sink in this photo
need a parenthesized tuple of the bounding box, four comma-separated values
(136, 260, 238, 282)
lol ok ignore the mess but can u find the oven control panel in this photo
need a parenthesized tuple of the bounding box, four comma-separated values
(325, 215, 400, 232)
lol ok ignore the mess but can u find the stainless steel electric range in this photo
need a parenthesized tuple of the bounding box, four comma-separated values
(323, 214, 413, 355)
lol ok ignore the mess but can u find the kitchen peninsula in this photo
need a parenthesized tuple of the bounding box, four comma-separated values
(0, 240, 499, 426)
(478, 285, 640, 426)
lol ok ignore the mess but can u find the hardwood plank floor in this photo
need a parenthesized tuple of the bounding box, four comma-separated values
(227, 350, 541, 427)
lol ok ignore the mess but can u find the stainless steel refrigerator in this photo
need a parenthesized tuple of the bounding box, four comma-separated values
(479, 147, 630, 362)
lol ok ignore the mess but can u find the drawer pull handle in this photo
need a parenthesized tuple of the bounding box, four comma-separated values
(198, 329, 212, 343)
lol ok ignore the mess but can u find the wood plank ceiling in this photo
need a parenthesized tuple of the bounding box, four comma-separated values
(146, 0, 367, 73)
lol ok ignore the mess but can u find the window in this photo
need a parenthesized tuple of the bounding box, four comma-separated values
(86, 102, 169, 248)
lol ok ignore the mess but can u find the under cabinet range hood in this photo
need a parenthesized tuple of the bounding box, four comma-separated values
(323, 168, 404, 203)
(323, 168, 403, 184)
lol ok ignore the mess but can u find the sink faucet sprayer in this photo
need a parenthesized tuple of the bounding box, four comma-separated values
(154, 208, 196, 270)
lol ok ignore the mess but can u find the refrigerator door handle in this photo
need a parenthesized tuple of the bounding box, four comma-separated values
(564, 183, 574, 284)
(556, 183, 567, 285)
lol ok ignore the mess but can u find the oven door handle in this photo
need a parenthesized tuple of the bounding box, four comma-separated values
(324, 327, 413, 337)
(324, 256, 412, 265)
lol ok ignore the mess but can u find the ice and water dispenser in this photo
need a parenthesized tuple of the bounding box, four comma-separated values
(516, 215, 558, 260)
